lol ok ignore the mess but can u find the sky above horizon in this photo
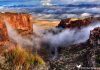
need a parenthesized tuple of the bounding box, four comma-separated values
(0, 0, 100, 6)
(0, 0, 100, 20)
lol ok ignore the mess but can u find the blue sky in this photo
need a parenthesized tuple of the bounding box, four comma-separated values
(0, 0, 40, 6)
(0, 0, 100, 6)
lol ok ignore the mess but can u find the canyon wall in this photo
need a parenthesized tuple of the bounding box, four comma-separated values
(57, 17, 100, 28)
(89, 27, 100, 47)
(0, 12, 33, 43)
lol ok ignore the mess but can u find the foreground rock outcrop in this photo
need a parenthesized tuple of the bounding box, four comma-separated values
(49, 27, 100, 70)
(89, 27, 100, 47)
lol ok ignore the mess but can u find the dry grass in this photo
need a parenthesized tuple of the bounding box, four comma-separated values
(0, 45, 46, 70)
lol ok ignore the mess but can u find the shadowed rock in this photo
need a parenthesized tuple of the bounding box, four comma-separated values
(57, 16, 100, 29)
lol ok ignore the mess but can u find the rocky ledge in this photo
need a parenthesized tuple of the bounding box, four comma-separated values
(49, 27, 100, 70)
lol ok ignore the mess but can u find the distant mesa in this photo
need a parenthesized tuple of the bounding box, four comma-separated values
(57, 16, 100, 28)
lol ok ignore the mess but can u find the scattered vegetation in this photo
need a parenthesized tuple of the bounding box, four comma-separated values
(0, 45, 47, 70)
(96, 55, 100, 67)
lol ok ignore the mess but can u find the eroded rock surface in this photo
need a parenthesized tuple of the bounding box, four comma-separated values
(0, 12, 33, 42)
(57, 17, 100, 28)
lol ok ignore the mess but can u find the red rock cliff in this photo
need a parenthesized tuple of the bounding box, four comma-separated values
(57, 16, 100, 28)
(0, 12, 33, 42)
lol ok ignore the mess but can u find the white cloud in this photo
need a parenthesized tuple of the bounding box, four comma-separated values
(41, 0, 52, 6)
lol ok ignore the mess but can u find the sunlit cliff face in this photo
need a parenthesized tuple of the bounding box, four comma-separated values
(0, 12, 33, 42)
(3, 13, 33, 30)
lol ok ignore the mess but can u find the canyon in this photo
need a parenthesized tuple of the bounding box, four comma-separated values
(0, 12, 99, 70)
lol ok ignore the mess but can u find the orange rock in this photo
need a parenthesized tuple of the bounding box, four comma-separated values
(0, 12, 33, 43)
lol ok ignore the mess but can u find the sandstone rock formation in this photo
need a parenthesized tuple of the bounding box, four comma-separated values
(57, 16, 100, 28)
(0, 12, 33, 43)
